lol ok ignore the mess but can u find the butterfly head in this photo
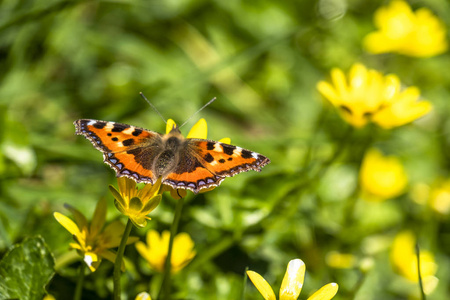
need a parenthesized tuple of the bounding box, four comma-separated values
(168, 123, 182, 135)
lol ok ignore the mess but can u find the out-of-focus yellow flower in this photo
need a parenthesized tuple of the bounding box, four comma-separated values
(317, 63, 432, 129)
(391, 231, 438, 294)
(246, 259, 339, 300)
(162, 118, 231, 199)
(326, 251, 357, 269)
(43, 295, 56, 300)
(135, 292, 152, 300)
(109, 177, 162, 228)
(364, 0, 447, 57)
(429, 179, 450, 215)
(135, 230, 196, 274)
(54, 198, 138, 272)
(410, 182, 430, 205)
(360, 149, 408, 200)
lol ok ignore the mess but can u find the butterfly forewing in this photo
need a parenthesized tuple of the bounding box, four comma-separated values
(191, 140, 270, 176)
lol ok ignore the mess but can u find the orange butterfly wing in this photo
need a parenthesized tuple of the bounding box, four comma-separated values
(163, 139, 270, 192)
(74, 119, 160, 184)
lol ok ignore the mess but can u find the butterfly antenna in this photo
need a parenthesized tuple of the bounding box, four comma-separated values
(180, 97, 217, 128)
(140, 92, 167, 124)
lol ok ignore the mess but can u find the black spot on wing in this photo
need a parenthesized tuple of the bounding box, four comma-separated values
(206, 142, 215, 150)
(222, 144, 236, 156)
(132, 128, 142, 136)
(93, 122, 106, 129)
(112, 123, 130, 132)
(204, 153, 214, 163)
(241, 149, 253, 159)
(112, 137, 118, 141)
(122, 138, 134, 146)
(219, 159, 226, 163)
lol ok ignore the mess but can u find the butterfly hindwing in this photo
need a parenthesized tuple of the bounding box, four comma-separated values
(163, 144, 223, 192)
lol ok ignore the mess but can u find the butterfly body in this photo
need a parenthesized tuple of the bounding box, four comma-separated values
(74, 119, 270, 193)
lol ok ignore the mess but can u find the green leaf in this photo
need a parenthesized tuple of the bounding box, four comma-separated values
(0, 236, 55, 300)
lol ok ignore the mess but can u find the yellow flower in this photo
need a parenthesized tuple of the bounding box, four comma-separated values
(247, 259, 338, 300)
(109, 177, 162, 228)
(391, 231, 438, 294)
(135, 292, 152, 300)
(317, 63, 432, 129)
(54, 198, 138, 272)
(360, 149, 408, 201)
(162, 118, 231, 199)
(364, 0, 447, 57)
(136, 230, 196, 273)
(412, 179, 450, 215)
(326, 251, 357, 269)
(429, 179, 450, 215)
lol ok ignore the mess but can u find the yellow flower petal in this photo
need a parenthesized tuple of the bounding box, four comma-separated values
(326, 252, 356, 269)
(247, 270, 276, 300)
(172, 232, 196, 273)
(280, 259, 305, 300)
(54, 212, 82, 237)
(135, 292, 152, 300)
(166, 119, 177, 134)
(430, 179, 450, 215)
(363, 0, 447, 57)
(137, 230, 195, 273)
(84, 252, 100, 272)
(307, 283, 339, 300)
(391, 231, 437, 282)
(218, 137, 231, 144)
(187, 118, 208, 139)
(360, 149, 408, 200)
(316, 81, 340, 106)
(330, 68, 348, 100)
(64, 205, 88, 231)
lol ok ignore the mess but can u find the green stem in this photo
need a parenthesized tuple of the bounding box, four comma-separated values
(416, 242, 427, 300)
(74, 262, 86, 300)
(240, 266, 249, 300)
(113, 218, 133, 300)
(158, 197, 184, 300)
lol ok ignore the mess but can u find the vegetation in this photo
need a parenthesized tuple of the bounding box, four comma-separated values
(0, 0, 449, 299)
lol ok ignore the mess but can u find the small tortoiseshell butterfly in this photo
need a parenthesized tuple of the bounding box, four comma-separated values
(74, 119, 270, 193)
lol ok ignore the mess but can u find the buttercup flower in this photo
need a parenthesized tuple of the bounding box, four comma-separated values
(161, 118, 231, 199)
(364, 0, 447, 57)
(135, 292, 152, 300)
(391, 231, 438, 294)
(109, 177, 162, 228)
(429, 179, 450, 215)
(54, 198, 138, 271)
(317, 63, 432, 129)
(360, 149, 408, 201)
(326, 251, 357, 269)
(136, 230, 196, 273)
(247, 259, 338, 300)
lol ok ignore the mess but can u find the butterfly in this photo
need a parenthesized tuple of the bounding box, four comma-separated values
(74, 119, 270, 193)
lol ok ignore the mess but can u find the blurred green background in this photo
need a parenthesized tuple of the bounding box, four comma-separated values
(1, 0, 449, 299)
